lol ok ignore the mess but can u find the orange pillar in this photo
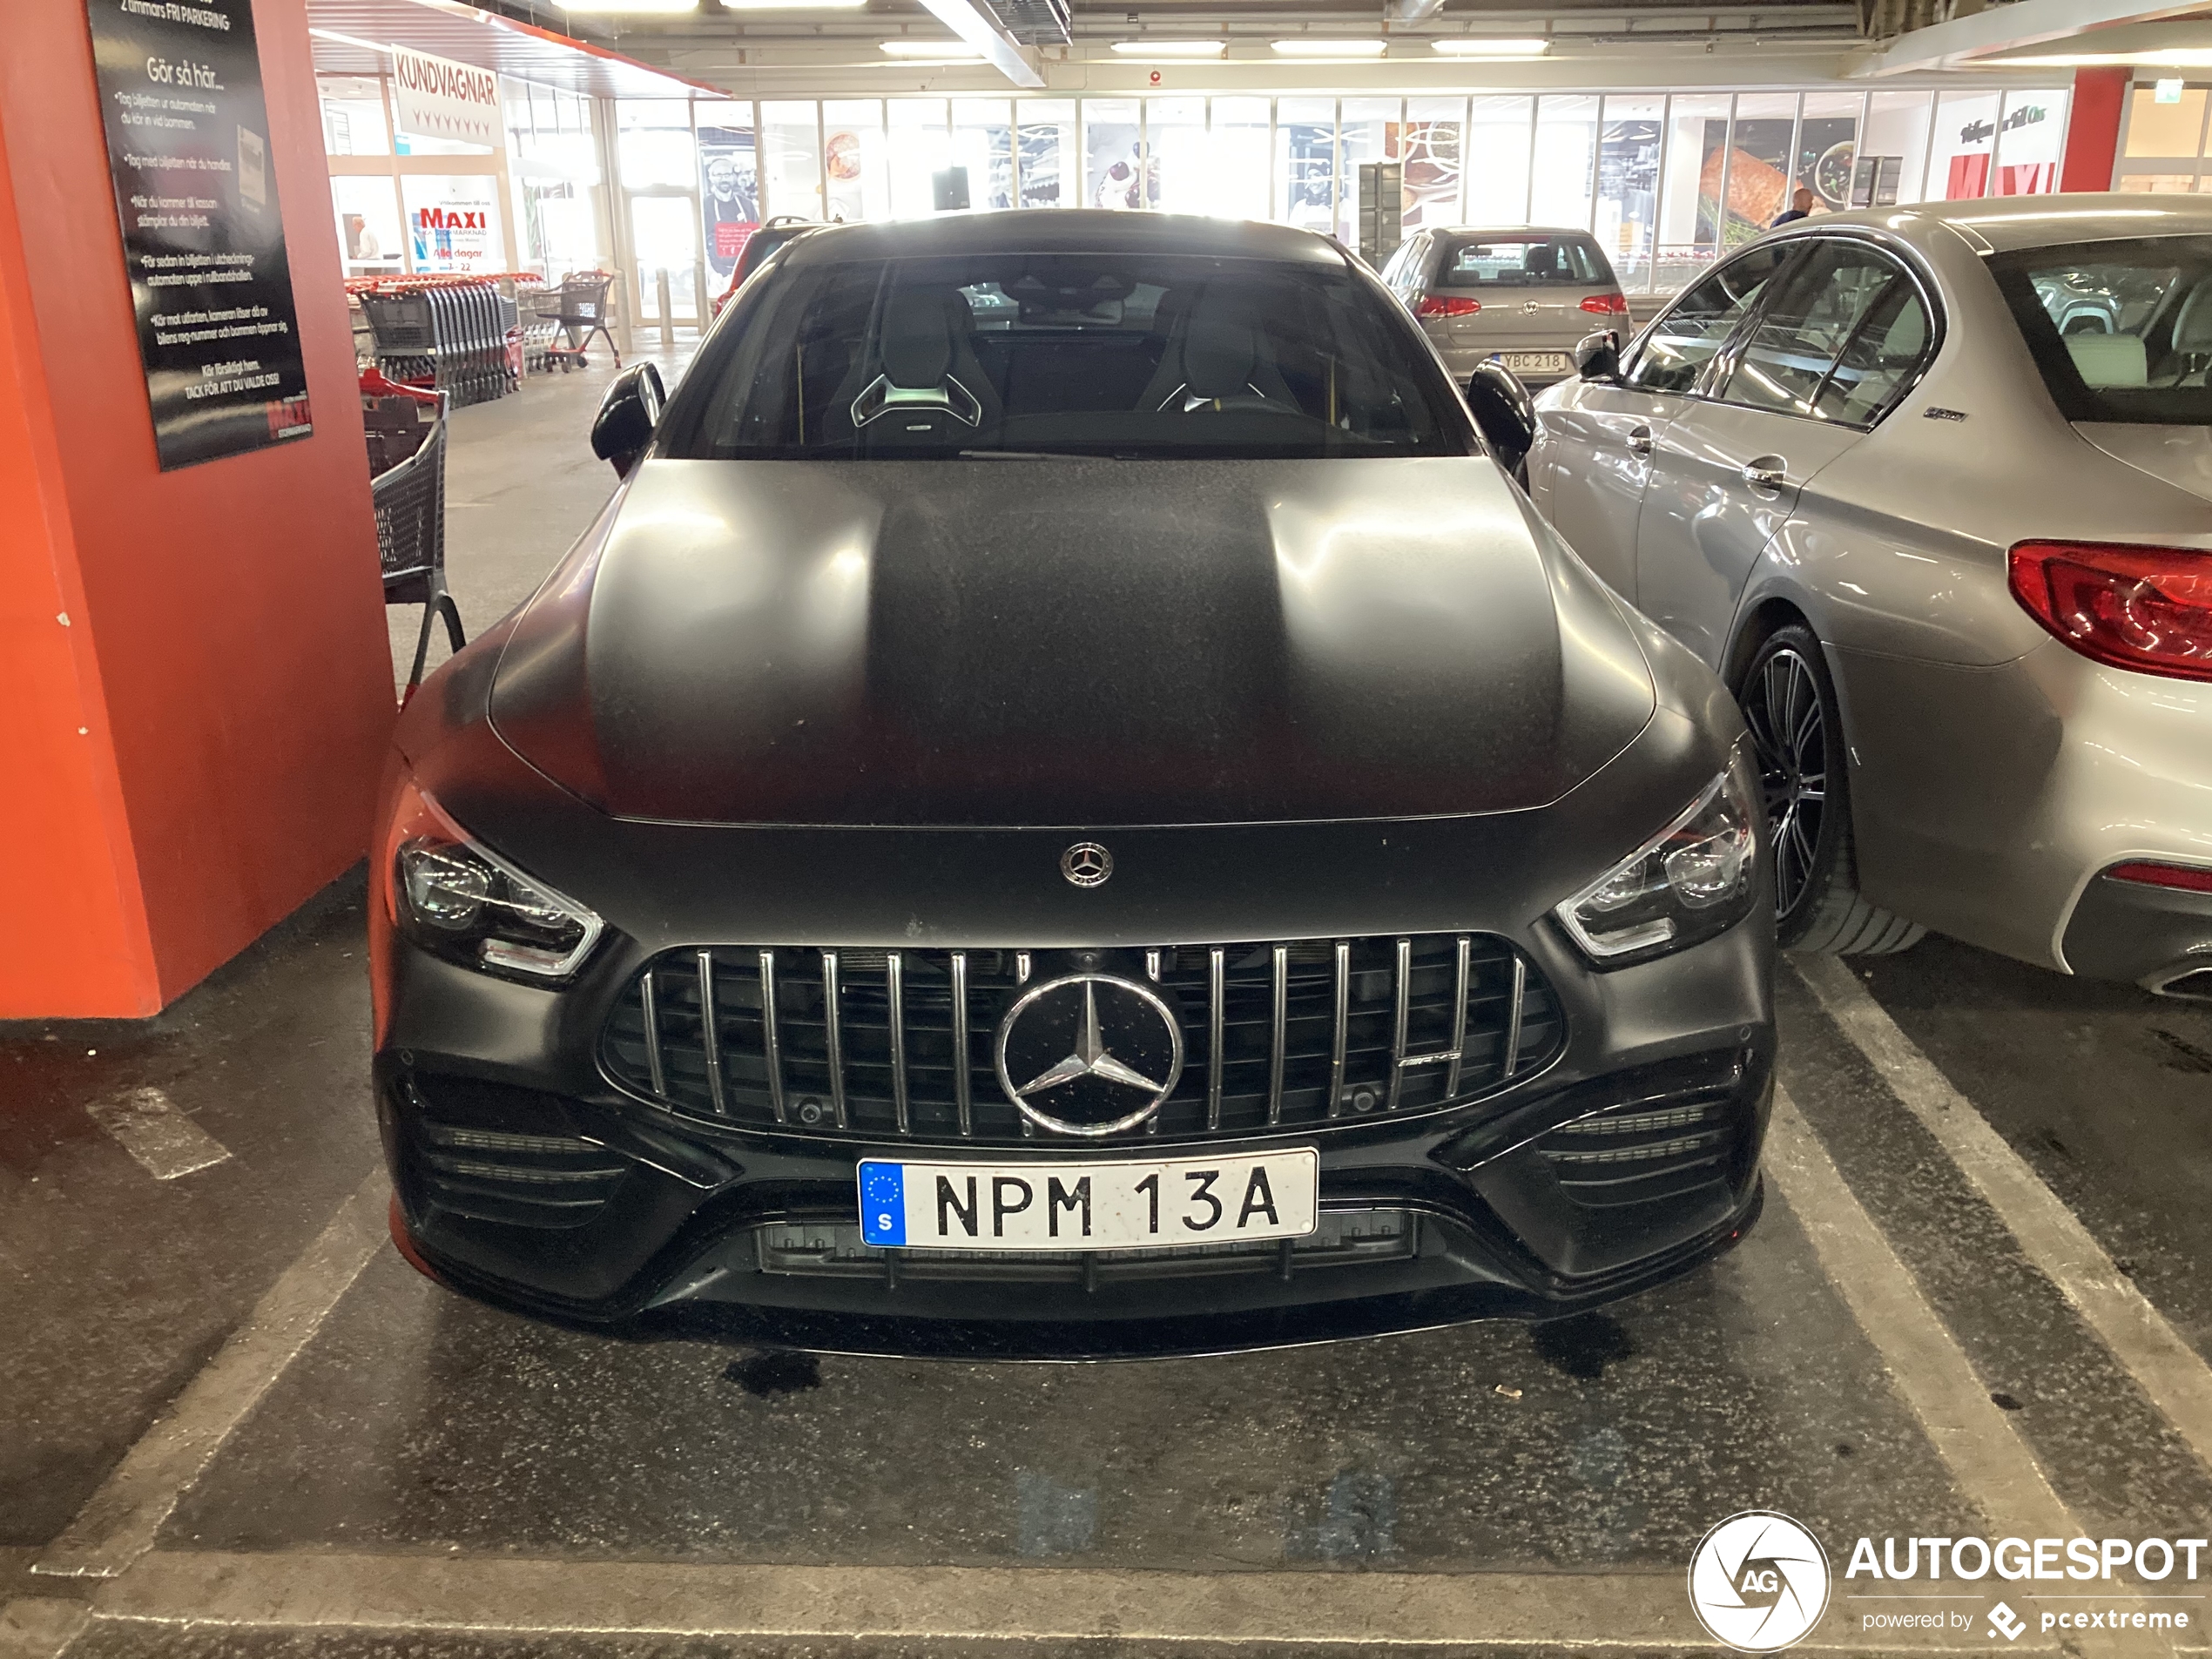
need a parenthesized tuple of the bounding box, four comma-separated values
(0, 0, 394, 1018)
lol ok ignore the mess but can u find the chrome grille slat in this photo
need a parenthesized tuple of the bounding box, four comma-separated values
(820, 949, 848, 1130)
(604, 934, 1563, 1145)
(697, 950, 727, 1116)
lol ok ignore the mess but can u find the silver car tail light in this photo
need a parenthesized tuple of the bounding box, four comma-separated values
(2008, 541, 2212, 684)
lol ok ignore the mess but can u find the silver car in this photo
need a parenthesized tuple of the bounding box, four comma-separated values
(1379, 227, 1631, 388)
(1527, 195, 2212, 998)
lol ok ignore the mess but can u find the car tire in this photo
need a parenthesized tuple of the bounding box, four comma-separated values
(1737, 624, 1925, 956)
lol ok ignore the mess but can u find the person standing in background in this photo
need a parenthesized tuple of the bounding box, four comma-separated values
(1770, 186, 1817, 227)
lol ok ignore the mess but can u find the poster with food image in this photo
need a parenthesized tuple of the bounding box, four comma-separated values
(1401, 121, 1462, 229)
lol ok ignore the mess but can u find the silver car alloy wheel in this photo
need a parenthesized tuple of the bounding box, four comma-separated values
(1744, 648, 1828, 921)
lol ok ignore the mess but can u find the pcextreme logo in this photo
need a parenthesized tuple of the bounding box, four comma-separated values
(1689, 1511, 1832, 1653)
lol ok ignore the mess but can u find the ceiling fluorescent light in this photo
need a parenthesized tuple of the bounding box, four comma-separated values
(722, 0, 870, 10)
(308, 27, 392, 51)
(1429, 37, 1548, 55)
(560, 0, 698, 12)
(1271, 37, 1387, 57)
(880, 38, 988, 56)
(1109, 39, 1225, 57)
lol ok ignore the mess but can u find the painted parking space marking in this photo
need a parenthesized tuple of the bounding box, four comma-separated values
(84, 1088, 231, 1181)
(84, 1548, 2070, 1651)
(1766, 1086, 2078, 1540)
(32, 1168, 388, 1581)
(1794, 954, 2212, 1478)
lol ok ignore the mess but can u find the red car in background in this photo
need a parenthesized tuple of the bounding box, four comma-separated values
(710, 218, 820, 320)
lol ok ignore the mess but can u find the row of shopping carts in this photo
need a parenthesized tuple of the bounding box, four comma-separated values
(354, 273, 620, 406)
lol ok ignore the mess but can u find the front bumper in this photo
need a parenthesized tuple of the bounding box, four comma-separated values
(375, 912, 1775, 1359)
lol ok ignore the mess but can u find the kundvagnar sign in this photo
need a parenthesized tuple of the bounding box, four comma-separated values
(391, 46, 500, 148)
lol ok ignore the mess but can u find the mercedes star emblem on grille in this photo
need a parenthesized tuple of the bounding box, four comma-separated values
(994, 973, 1185, 1137)
(1060, 842, 1112, 887)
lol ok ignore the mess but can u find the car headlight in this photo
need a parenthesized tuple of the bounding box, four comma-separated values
(380, 776, 604, 981)
(1554, 762, 1760, 967)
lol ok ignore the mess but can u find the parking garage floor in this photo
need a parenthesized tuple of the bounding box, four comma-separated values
(8, 365, 2212, 1659)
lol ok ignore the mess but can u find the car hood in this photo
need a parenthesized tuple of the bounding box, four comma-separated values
(2074, 422, 2212, 507)
(489, 457, 1656, 826)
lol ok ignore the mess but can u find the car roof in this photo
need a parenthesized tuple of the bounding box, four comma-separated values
(1773, 194, 2212, 254)
(1432, 226, 1601, 239)
(776, 210, 1352, 268)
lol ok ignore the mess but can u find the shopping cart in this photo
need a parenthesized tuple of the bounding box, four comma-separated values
(535, 271, 620, 370)
(363, 371, 466, 702)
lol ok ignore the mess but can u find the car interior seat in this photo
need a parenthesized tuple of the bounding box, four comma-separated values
(1139, 290, 1299, 414)
(2066, 332, 2149, 390)
(829, 287, 1003, 443)
(2150, 277, 2212, 385)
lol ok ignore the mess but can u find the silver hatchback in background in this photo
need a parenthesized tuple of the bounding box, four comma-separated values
(1379, 227, 1632, 388)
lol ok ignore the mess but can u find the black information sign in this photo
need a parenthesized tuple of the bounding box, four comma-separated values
(86, 0, 313, 469)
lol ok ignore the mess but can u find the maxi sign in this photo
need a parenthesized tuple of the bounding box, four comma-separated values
(391, 46, 501, 148)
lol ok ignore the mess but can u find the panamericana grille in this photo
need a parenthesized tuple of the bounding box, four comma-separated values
(600, 935, 1563, 1144)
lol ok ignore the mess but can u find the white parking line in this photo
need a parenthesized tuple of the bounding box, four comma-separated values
(1792, 954, 2212, 1477)
(84, 1548, 2062, 1652)
(84, 1088, 230, 1180)
(32, 1168, 388, 1581)
(1765, 1086, 2078, 1540)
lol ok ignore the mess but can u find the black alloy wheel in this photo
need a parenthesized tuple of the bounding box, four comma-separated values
(1736, 623, 1925, 955)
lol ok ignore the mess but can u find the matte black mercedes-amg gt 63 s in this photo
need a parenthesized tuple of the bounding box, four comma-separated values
(370, 211, 1775, 1358)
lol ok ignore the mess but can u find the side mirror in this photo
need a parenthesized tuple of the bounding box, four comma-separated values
(1574, 330, 1623, 383)
(591, 361, 666, 477)
(1464, 361, 1536, 477)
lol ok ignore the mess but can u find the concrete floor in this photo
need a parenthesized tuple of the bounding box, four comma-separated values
(7, 362, 2212, 1656)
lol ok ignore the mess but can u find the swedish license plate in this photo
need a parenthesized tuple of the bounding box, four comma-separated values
(858, 1149, 1319, 1251)
(1499, 352, 1570, 374)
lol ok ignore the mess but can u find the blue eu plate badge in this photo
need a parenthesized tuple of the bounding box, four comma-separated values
(859, 1160, 906, 1246)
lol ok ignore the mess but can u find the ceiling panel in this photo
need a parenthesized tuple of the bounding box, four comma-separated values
(307, 0, 722, 97)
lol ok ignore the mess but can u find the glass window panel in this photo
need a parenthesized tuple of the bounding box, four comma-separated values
(1403, 97, 1465, 232)
(824, 100, 887, 221)
(516, 176, 598, 278)
(764, 101, 823, 219)
(1464, 95, 1533, 226)
(630, 194, 699, 321)
(1338, 97, 1399, 246)
(2125, 85, 2209, 158)
(1729, 92, 1797, 229)
(1863, 91, 1934, 206)
(1277, 98, 1337, 234)
(1531, 95, 1597, 230)
(1626, 242, 1794, 394)
(1147, 98, 1209, 213)
(1082, 98, 1145, 211)
(620, 99, 691, 129)
(1208, 98, 1272, 221)
(952, 98, 1014, 212)
(1658, 94, 1729, 293)
(1796, 91, 1863, 212)
(620, 122, 696, 190)
(1595, 94, 1662, 293)
(320, 78, 389, 156)
(1932, 90, 2002, 200)
(1016, 98, 1076, 208)
(697, 111, 759, 280)
(331, 175, 403, 274)
(1721, 242, 1899, 416)
(1993, 90, 2067, 195)
(401, 175, 502, 273)
(2117, 172, 2202, 192)
(887, 100, 951, 217)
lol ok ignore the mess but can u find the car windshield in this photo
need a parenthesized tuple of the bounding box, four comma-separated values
(1436, 235, 1611, 287)
(660, 250, 1471, 461)
(1990, 235, 2212, 425)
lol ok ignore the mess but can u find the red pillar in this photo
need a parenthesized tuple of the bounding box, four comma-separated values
(0, 0, 395, 1016)
(2060, 66, 2131, 194)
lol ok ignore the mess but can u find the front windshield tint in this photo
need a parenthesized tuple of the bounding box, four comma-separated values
(660, 251, 1472, 461)
(1990, 236, 2212, 425)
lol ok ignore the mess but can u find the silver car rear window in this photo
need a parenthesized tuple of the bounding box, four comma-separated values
(1990, 235, 2212, 426)
(1435, 235, 1613, 287)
